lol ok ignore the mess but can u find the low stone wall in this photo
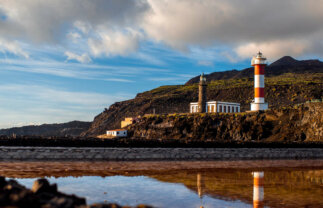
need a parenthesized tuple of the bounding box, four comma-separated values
(0, 147, 323, 161)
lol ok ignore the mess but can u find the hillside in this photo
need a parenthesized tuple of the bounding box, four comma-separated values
(0, 121, 91, 137)
(83, 56, 323, 136)
(127, 103, 322, 142)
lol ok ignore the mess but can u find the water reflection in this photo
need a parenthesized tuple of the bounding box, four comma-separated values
(0, 160, 322, 207)
(197, 173, 205, 208)
(197, 172, 264, 208)
(252, 172, 264, 208)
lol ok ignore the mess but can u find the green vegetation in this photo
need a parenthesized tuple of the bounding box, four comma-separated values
(144, 73, 322, 98)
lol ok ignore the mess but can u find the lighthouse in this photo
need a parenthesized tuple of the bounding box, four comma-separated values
(251, 52, 268, 111)
(198, 73, 207, 113)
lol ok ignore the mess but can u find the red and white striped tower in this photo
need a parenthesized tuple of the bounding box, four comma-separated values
(252, 172, 264, 208)
(251, 52, 268, 111)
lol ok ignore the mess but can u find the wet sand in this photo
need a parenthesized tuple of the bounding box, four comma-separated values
(1, 159, 323, 178)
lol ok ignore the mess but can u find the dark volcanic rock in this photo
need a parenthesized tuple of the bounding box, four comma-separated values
(127, 103, 323, 142)
(269, 56, 299, 67)
(32, 178, 57, 194)
(0, 178, 86, 208)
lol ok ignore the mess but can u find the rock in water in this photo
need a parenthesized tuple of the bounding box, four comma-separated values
(32, 178, 57, 194)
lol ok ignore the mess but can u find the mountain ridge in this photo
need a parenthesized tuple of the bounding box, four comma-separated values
(0, 121, 91, 137)
(185, 56, 323, 85)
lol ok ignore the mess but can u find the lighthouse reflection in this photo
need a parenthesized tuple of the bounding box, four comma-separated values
(197, 173, 205, 208)
(252, 171, 264, 208)
(196, 171, 265, 208)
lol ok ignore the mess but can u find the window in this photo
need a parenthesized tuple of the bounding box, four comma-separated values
(207, 105, 210, 112)
(211, 105, 214, 112)
(224, 106, 226, 113)
(232, 106, 235, 113)
(219, 105, 222, 112)
(228, 106, 231, 113)
(236, 107, 239, 112)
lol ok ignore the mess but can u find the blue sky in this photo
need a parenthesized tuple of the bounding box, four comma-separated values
(0, 0, 322, 128)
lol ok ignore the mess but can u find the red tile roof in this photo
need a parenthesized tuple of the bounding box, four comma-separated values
(107, 129, 127, 131)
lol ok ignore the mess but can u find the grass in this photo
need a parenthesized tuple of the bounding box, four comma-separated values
(145, 73, 323, 98)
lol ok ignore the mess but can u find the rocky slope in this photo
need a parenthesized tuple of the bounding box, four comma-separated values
(0, 121, 91, 137)
(126, 103, 322, 142)
(83, 56, 323, 137)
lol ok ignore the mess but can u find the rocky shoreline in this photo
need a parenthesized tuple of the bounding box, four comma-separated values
(0, 147, 322, 161)
(0, 176, 152, 208)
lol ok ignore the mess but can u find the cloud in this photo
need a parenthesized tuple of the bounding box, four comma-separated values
(0, 57, 169, 81)
(104, 78, 135, 83)
(0, 0, 149, 43)
(142, 0, 323, 58)
(0, 0, 322, 61)
(67, 32, 82, 43)
(148, 73, 195, 83)
(143, 1, 323, 44)
(197, 60, 213, 67)
(88, 29, 141, 57)
(135, 52, 166, 66)
(74, 21, 92, 34)
(0, 38, 29, 58)
(0, 84, 118, 106)
(235, 39, 310, 61)
(0, 84, 132, 128)
(65, 51, 92, 63)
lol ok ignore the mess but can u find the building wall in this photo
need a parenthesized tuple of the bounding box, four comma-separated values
(121, 117, 133, 128)
(190, 101, 240, 113)
(190, 103, 199, 113)
(215, 103, 240, 113)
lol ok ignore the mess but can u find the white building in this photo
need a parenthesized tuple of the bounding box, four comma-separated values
(190, 101, 240, 113)
(106, 129, 128, 137)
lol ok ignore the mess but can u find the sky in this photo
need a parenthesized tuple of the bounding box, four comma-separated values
(0, 0, 322, 128)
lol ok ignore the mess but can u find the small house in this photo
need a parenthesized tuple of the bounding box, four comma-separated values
(106, 129, 128, 137)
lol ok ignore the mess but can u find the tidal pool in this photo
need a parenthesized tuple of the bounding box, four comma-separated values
(1, 160, 323, 208)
